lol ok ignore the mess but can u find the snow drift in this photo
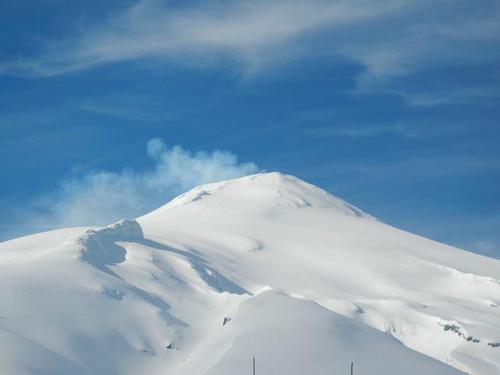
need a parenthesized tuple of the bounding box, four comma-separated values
(0, 172, 499, 375)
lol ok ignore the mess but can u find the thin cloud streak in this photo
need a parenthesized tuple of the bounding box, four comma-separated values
(395, 87, 500, 107)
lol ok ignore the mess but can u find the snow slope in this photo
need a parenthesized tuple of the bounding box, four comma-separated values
(1, 172, 499, 374)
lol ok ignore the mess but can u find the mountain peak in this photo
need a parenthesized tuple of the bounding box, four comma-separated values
(144, 172, 373, 220)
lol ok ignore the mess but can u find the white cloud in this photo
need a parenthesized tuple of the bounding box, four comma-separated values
(13, 139, 259, 235)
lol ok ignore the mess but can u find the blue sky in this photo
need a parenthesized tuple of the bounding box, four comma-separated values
(0, 0, 499, 258)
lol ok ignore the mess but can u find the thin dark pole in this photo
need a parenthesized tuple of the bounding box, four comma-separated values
(252, 357, 256, 375)
(350, 361, 354, 375)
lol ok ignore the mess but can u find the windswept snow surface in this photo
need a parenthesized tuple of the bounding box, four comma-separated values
(1, 172, 499, 374)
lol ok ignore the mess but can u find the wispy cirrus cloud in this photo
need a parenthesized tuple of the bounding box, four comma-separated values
(1, 0, 395, 77)
(1, 0, 499, 95)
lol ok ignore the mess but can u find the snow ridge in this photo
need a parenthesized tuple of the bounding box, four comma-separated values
(76, 219, 143, 274)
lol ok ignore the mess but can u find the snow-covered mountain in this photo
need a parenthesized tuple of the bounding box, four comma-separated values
(1, 172, 499, 375)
